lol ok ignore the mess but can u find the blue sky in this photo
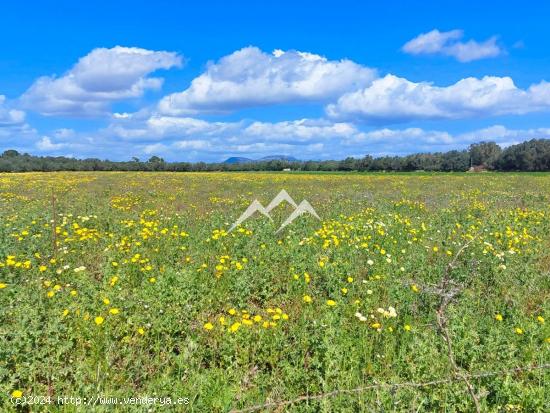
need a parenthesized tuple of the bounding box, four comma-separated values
(1, 1, 550, 161)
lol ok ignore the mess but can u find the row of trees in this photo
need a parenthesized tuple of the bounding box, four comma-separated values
(1, 139, 550, 172)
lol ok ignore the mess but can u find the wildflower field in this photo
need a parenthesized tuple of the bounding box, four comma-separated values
(0, 171, 549, 412)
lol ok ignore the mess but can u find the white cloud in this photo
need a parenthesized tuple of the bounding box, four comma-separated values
(457, 125, 550, 146)
(243, 119, 360, 142)
(21, 46, 182, 116)
(173, 139, 213, 150)
(0, 95, 26, 125)
(336, 124, 550, 156)
(146, 115, 238, 137)
(107, 113, 364, 146)
(0, 94, 37, 146)
(36, 136, 68, 151)
(403, 29, 503, 62)
(106, 114, 241, 140)
(326, 74, 550, 123)
(158, 46, 376, 115)
(14, 104, 550, 162)
(361, 127, 454, 145)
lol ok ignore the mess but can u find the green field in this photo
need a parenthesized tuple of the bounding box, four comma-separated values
(1, 172, 549, 412)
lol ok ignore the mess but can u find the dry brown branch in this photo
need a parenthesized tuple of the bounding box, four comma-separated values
(433, 236, 481, 411)
(229, 364, 550, 413)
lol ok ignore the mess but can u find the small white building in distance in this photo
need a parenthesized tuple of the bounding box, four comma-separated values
(282, 168, 291, 172)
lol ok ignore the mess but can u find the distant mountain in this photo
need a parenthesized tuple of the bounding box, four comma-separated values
(223, 157, 254, 164)
(223, 155, 299, 164)
(258, 155, 299, 162)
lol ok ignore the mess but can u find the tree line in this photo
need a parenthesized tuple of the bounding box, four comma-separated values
(1, 139, 550, 172)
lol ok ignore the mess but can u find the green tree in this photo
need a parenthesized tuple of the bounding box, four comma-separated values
(468, 142, 502, 168)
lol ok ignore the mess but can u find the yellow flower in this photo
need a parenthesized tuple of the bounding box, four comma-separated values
(326, 299, 337, 307)
(137, 327, 145, 335)
(102, 297, 110, 305)
(62, 309, 69, 317)
(514, 327, 523, 335)
(149, 277, 156, 283)
(495, 314, 503, 321)
(228, 308, 237, 315)
(11, 390, 23, 398)
(0, 283, 7, 289)
(432, 246, 439, 252)
(537, 316, 545, 324)
(47, 291, 55, 298)
(347, 277, 354, 283)
(371, 322, 381, 329)
(229, 322, 241, 333)
(341, 288, 348, 295)
(411, 284, 419, 293)
(94, 316, 104, 325)
(253, 315, 262, 322)
(203, 322, 214, 330)
(404, 324, 411, 331)
(303, 295, 312, 303)
(39, 265, 47, 272)
(70, 290, 77, 296)
(109, 308, 120, 315)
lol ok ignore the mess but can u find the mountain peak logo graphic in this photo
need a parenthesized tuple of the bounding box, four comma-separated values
(265, 189, 298, 212)
(229, 189, 320, 233)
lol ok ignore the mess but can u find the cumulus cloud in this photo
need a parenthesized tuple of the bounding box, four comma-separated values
(15, 103, 550, 162)
(0, 94, 37, 146)
(126, 119, 550, 159)
(0, 95, 26, 125)
(326, 74, 550, 123)
(36, 136, 69, 151)
(403, 29, 503, 62)
(360, 127, 454, 145)
(21, 46, 182, 116)
(107, 113, 363, 145)
(158, 46, 376, 115)
(106, 114, 241, 141)
(243, 119, 360, 143)
(339, 125, 550, 156)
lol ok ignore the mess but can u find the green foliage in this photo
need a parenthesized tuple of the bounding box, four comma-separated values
(0, 172, 549, 412)
(469, 141, 502, 168)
